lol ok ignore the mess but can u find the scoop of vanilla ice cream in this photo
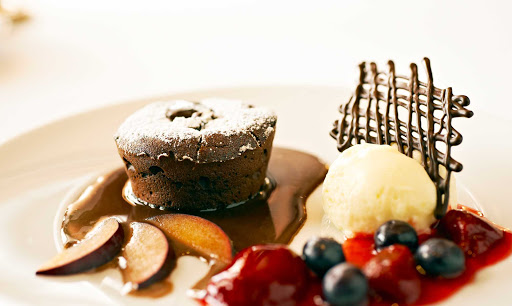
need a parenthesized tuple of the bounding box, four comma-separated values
(322, 144, 455, 235)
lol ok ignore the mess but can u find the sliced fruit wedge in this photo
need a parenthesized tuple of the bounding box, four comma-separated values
(37, 217, 124, 275)
(122, 222, 175, 290)
(146, 214, 233, 265)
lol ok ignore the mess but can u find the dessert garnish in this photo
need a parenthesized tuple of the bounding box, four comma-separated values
(303, 237, 345, 277)
(330, 57, 473, 218)
(363, 244, 420, 304)
(414, 237, 465, 278)
(438, 208, 504, 257)
(37, 218, 124, 276)
(323, 262, 368, 306)
(121, 222, 175, 290)
(374, 220, 418, 250)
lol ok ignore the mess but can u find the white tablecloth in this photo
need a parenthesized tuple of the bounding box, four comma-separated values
(2, 0, 512, 144)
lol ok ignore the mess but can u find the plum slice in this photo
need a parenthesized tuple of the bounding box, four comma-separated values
(122, 222, 175, 290)
(146, 214, 233, 265)
(37, 218, 124, 275)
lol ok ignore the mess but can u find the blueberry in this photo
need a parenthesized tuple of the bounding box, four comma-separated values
(303, 237, 345, 276)
(374, 220, 418, 251)
(323, 263, 368, 306)
(415, 238, 465, 278)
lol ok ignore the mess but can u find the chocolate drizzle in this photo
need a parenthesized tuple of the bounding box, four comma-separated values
(330, 58, 473, 219)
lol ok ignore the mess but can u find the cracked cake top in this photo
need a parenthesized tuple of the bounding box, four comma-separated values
(114, 99, 277, 163)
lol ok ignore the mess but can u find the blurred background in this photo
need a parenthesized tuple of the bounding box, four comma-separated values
(1, 0, 511, 144)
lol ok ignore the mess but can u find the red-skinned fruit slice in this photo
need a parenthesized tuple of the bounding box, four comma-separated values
(146, 214, 233, 265)
(122, 222, 175, 290)
(36, 218, 124, 275)
(363, 244, 421, 304)
(439, 209, 504, 257)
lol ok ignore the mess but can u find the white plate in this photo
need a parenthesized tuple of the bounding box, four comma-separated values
(1, 86, 511, 305)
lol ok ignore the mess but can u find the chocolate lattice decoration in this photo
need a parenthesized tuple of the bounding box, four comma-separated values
(330, 58, 473, 219)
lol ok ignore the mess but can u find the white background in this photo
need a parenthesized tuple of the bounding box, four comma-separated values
(1, 0, 512, 144)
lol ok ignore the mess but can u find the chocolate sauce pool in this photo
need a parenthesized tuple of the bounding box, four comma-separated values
(61, 147, 327, 295)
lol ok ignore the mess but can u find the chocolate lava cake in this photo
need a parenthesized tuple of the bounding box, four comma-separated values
(115, 99, 277, 211)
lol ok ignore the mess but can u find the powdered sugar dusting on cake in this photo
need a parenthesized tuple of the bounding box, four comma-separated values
(115, 99, 276, 163)
(239, 144, 255, 153)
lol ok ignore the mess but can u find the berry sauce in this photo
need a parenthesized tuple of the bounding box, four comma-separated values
(343, 206, 512, 306)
